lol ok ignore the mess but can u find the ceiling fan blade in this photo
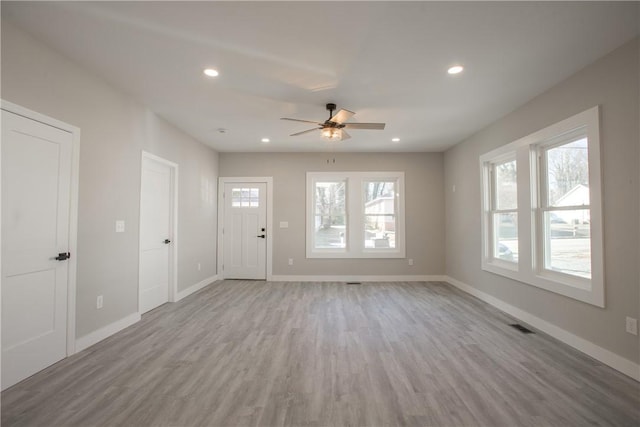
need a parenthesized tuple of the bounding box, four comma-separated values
(340, 130, 351, 141)
(329, 109, 355, 124)
(281, 118, 322, 125)
(290, 128, 320, 137)
(342, 122, 386, 130)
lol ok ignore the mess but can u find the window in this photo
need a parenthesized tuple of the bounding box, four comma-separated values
(364, 180, 397, 249)
(313, 180, 347, 249)
(307, 172, 405, 258)
(488, 157, 518, 265)
(231, 187, 260, 207)
(538, 131, 591, 279)
(480, 106, 603, 307)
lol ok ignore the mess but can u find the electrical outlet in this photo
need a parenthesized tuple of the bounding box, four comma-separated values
(115, 220, 125, 233)
(408, 258, 414, 266)
(626, 317, 638, 335)
(197, 263, 201, 271)
(288, 258, 293, 265)
(97, 295, 103, 309)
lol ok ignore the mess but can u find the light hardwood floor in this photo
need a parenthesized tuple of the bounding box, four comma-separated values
(2, 280, 639, 426)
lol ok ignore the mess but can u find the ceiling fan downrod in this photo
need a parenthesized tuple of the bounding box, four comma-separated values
(326, 103, 337, 121)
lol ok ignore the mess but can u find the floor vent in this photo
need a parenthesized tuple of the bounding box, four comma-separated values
(346, 282, 362, 285)
(510, 324, 534, 334)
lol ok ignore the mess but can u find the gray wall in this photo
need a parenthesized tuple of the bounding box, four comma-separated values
(444, 39, 639, 363)
(1, 21, 219, 338)
(219, 152, 445, 276)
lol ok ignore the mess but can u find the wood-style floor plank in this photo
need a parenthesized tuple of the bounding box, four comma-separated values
(2, 280, 638, 426)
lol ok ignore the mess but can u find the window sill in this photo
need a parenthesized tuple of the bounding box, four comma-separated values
(307, 251, 405, 259)
(482, 260, 603, 307)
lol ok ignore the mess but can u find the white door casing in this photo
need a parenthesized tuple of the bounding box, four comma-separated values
(1, 105, 79, 390)
(139, 152, 177, 314)
(218, 178, 273, 280)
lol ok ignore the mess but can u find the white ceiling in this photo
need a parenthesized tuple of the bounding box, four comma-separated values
(3, 1, 638, 152)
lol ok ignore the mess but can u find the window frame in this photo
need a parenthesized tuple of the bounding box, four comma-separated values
(306, 171, 405, 259)
(536, 129, 592, 285)
(479, 106, 604, 307)
(309, 177, 349, 255)
(485, 154, 519, 270)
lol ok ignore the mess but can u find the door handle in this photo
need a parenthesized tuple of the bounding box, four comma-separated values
(163, 239, 171, 244)
(55, 252, 71, 261)
(257, 234, 266, 238)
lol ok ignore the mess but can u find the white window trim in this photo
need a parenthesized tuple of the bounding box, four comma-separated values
(480, 106, 604, 307)
(484, 153, 519, 271)
(306, 171, 405, 259)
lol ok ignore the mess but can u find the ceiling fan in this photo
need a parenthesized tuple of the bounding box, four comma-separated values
(281, 103, 386, 141)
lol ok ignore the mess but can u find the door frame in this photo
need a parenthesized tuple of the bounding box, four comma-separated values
(1, 99, 81, 356)
(138, 151, 179, 310)
(217, 177, 273, 280)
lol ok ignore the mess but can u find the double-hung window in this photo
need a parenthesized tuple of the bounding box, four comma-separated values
(307, 172, 405, 258)
(538, 130, 592, 280)
(487, 157, 518, 266)
(480, 106, 603, 307)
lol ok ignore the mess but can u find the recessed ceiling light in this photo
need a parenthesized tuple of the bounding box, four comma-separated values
(448, 65, 464, 75)
(261, 138, 270, 143)
(392, 138, 400, 142)
(203, 68, 219, 77)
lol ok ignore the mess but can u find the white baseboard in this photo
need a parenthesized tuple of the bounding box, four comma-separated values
(269, 274, 447, 282)
(75, 312, 141, 353)
(445, 275, 640, 382)
(176, 274, 218, 301)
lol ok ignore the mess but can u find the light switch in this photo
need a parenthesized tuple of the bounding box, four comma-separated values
(115, 220, 125, 233)
(279, 221, 289, 228)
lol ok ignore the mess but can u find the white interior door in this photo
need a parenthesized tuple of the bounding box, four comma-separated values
(139, 156, 174, 314)
(1, 110, 72, 390)
(223, 182, 267, 279)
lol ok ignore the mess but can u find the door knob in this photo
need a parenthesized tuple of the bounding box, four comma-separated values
(163, 239, 171, 244)
(55, 252, 71, 261)
(257, 234, 266, 238)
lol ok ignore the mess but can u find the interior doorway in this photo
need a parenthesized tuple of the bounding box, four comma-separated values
(1, 101, 80, 390)
(138, 152, 178, 314)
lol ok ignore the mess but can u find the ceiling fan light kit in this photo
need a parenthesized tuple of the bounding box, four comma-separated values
(281, 103, 386, 142)
(321, 128, 343, 140)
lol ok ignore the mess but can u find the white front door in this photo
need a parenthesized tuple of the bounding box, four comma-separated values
(1, 110, 72, 390)
(223, 182, 267, 279)
(139, 155, 174, 314)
